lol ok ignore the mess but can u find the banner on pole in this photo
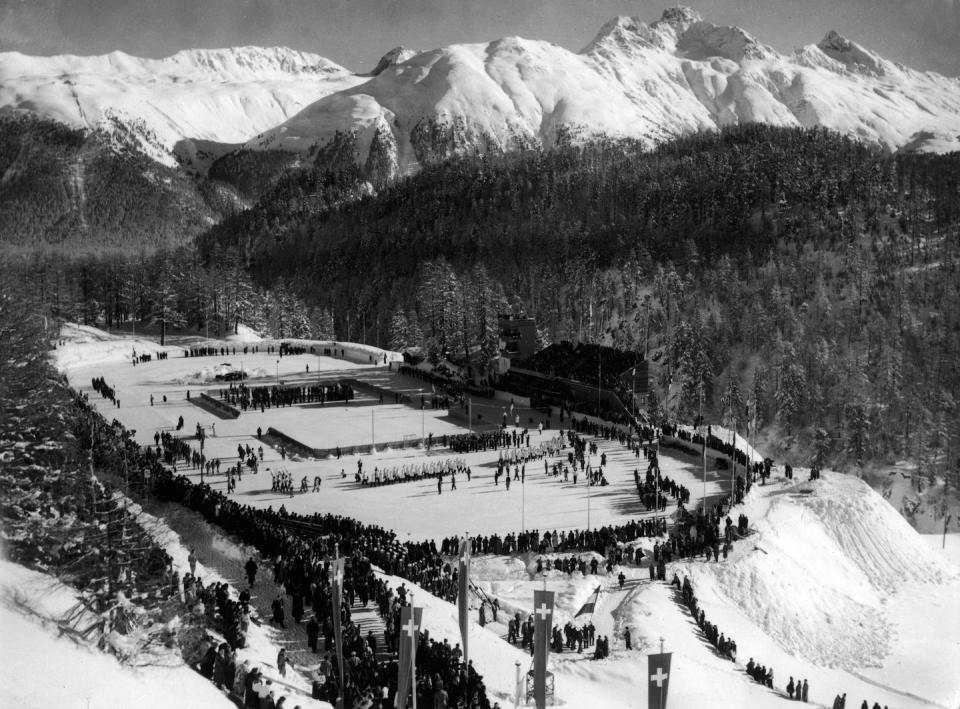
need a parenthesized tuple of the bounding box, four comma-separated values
(647, 652, 672, 709)
(396, 605, 423, 709)
(458, 537, 471, 669)
(533, 589, 554, 709)
(330, 557, 346, 709)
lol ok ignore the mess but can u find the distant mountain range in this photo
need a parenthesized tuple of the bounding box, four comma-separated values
(1, 7, 959, 179)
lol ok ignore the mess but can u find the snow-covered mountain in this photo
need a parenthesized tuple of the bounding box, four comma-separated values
(248, 7, 960, 176)
(0, 46, 367, 166)
(2, 7, 959, 176)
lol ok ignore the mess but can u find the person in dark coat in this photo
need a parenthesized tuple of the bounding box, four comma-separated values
(801, 679, 809, 702)
(624, 627, 632, 650)
(306, 616, 320, 653)
(272, 595, 286, 628)
(244, 667, 260, 708)
(292, 593, 304, 624)
(245, 557, 258, 586)
(787, 677, 795, 699)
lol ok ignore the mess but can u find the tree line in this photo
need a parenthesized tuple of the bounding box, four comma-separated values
(201, 125, 960, 474)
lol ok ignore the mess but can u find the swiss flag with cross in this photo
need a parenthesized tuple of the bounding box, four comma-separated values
(457, 537, 471, 670)
(533, 589, 555, 709)
(330, 557, 346, 708)
(647, 651, 673, 709)
(395, 605, 423, 709)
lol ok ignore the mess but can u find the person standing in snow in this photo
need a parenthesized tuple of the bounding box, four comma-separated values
(272, 594, 286, 628)
(277, 648, 288, 677)
(306, 616, 320, 653)
(787, 677, 795, 699)
(245, 557, 258, 586)
(624, 627, 632, 650)
(188, 548, 198, 576)
(801, 679, 809, 702)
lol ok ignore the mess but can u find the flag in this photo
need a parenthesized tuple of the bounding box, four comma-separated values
(396, 605, 423, 709)
(574, 586, 601, 618)
(330, 557, 346, 709)
(647, 652, 673, 709)
(458, 537, 471, 669)
(533, 589, 554, 709)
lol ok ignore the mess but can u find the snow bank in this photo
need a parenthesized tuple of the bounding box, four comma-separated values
(0, 561, 235, 709)
(53, 322, 183, 371)
(680, 472, 957, 669)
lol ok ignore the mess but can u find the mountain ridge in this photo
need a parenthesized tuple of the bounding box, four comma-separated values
(1, 7, 959, 179)
(243, 7, 960, 177)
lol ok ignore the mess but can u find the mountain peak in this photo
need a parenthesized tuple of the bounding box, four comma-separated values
(369, 47, 421, 76)
(658, 6, 703, 29)
(816, 30, 891, 76)
(585, 7, 773, 62)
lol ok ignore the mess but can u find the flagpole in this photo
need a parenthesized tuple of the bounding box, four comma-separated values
(411, 605, 418, 709)
(514, 660, 522, 709)
(730, 422, 736, 509)
(587, 460, 592, 532)
(699, 376, 706, 510)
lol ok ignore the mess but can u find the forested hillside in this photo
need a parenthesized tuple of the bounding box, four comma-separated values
(200, 125, 960, 472)
(0, 115, 220, 250)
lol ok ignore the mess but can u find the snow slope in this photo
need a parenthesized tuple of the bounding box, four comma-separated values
(0, 46, 367, 165)
(0, 561, 236, 709)
(674, 473, 960, 708)
(248, 7, 960, 176)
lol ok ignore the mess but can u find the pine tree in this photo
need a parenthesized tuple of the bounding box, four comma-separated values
(146, 257, 186, 346)
(388, 310, 412, 351)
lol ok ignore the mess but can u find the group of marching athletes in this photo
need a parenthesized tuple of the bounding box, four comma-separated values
(91, 375, 120, 408)
(356, 457, 471, 487)
(498, 432, 564, 464)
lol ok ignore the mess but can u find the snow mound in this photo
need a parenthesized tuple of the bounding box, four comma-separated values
(682, 473, 957, 669)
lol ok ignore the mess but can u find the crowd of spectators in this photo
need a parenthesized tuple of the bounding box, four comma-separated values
(218, 381, 354, 412)
(521, 342, 639, 390)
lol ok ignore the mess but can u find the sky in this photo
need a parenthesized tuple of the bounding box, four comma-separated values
(0, 0, 958, 76)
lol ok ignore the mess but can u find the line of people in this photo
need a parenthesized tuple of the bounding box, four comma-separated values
(357, 457, 471, 487)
